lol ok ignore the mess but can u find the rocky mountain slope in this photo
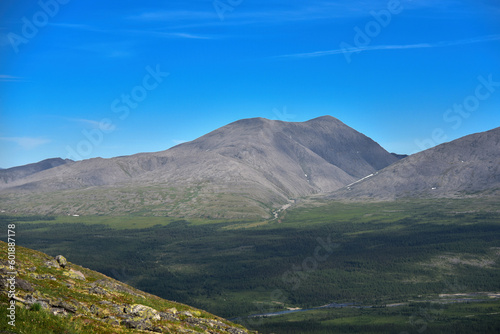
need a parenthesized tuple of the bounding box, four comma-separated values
(0, 116, 399, 219)
(0, 158, 72, 184)
(0, 241, 254, 334)
(330, 127, 500, 200)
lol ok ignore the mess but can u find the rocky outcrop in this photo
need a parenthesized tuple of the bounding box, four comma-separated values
(0, 241, 256, 333)
(55, 255, 67, 268)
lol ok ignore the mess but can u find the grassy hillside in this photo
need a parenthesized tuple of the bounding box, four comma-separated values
(2, 197, 500, 333)
(0, 241, 254, 334)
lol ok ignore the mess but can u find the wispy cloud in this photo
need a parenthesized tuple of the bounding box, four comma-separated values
(0, 137, 51, 150)
(276, 34, 500, 59)
(0, 74, 23, 82)
(66, 118, 117, 131)
(165, 32, 211, 39)
(49, 23, 99, 31)
(148, 0, 464, 28)
(159, 0, 497, 33)
(128, 10, 217, 22)
(51, 22, 213, 40)
(72, 31, 209, 59)
(46, 1, 478, 42)
(124, 29, 212, 39)
(72, 118, 103, 128)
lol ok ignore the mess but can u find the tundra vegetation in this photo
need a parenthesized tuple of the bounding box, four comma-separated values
(2, 197, 500, 333)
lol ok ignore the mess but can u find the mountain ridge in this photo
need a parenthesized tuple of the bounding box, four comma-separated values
(330, 126, 500, 200)
(0, 116, 400, 218)
(0, 158, 73, 185)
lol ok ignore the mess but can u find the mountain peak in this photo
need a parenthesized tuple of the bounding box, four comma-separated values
(0, 116, 399, 218)
(306, 115, 340, 122)
(228, 117, 271, 126)
(226, 115, 342, 127)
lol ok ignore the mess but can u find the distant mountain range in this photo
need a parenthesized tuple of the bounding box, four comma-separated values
(0, 116, 498, 218)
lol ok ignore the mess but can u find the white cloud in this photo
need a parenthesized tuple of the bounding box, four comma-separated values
(66, 118, 117, 131)
(51, 22, 213, 40)
(0, 74, 23, 82)
(0, 137, 51, 150)
(129, 10, 217, 22)
(277, 34, 500, 59)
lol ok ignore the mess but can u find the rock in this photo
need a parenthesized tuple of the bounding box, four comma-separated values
(122, 318, 152, 330)
(23, 294, 36, 305)
(93, 279, 144, 298)
(50, 307, 67, 316)
(102, 316, 120, 326)
(80, 304, 90, 314)
(37, 301, 50, 310)
(124, 304, 161, 321)
(186, 317, 209, 330)
(29, 273, 56, 280)
(63, 269, 85, 281)
(0, 276, 8, 290)
(89, 286, 108, 295)
(181, 311, 193, 317)
(227, 329, 249, 334)
(55, 255, 67, 268)
(16, 278, 34, 292)
(51, 300, 77, 313)
(25, 295, 51, 310)
(44, 260, 58, 268)
(99, 300, 112, 305)
(159, 311, 180, 321)
(90, 304, 99, 315)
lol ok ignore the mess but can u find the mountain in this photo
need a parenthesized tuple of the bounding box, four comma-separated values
(0, 158, 72, 184)
(330, 127, 500, 200)
(0, 241, 254, 334)
(0, 116, 399, 219)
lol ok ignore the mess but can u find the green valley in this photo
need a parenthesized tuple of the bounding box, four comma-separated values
(3, 197, 500, 333)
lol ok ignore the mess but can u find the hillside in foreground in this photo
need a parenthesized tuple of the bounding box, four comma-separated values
(0, 240, 255, 334)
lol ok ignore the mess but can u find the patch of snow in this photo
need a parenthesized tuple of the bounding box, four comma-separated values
(345, 174, 374, 188)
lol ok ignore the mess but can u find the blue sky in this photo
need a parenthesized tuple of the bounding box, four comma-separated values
(1, 0, 499, 168)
